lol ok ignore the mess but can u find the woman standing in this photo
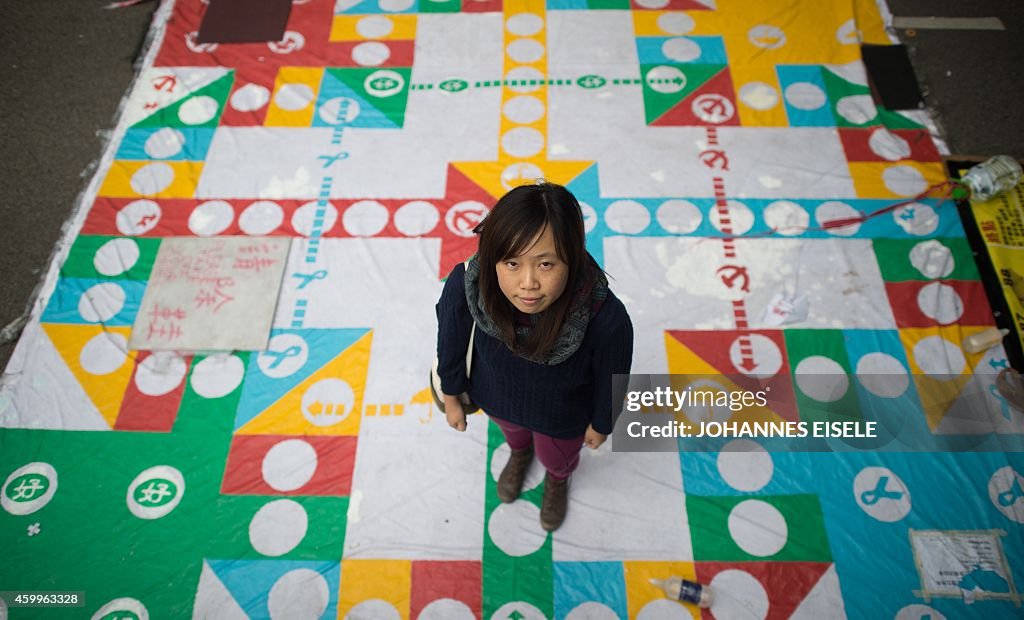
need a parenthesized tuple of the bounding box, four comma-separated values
(435, 182, 634, 531)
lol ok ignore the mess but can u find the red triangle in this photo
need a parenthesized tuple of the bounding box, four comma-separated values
(696, 561, 833, 619)
(667, 330, 791, 377)
(667, 329, 799, 421)
(444, 164, 496, 204)
(838, 128, 942, 163)
(884, 281, 994, 328)
(435, 165, 496, 280)
(651, 68, 740, 127)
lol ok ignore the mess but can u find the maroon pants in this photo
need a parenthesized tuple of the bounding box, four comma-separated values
(489, 416, 585, 480)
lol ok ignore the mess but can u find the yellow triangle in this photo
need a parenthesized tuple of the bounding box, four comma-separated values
(452, 159, 594, 201)
(899, 326, 988, 431)
(237, 331, 373, 436)
(664, 332, 785, 425)
(666, 332, 722, 375)
(41, 323, 134, 429)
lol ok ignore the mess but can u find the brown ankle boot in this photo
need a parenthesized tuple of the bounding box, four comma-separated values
(540, 474, 569, 531)
(497, 446, 534, 503)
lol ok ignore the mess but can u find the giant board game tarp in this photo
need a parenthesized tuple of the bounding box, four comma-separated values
(2, 0, 1022, 618)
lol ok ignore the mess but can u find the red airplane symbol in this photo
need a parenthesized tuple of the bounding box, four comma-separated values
(152, 75, 177, 92)
(272, 33, 301, 53)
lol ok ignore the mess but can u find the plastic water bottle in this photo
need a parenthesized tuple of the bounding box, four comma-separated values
(962, 155, 1022, 202)
(650, 577, 712, 608)
(962, 327, 1010, 354)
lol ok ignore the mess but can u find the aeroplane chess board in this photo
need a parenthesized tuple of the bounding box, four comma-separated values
(1, 0, 1022, 618)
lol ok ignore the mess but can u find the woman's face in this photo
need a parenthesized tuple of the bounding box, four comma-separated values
(496, 226, 569, 315)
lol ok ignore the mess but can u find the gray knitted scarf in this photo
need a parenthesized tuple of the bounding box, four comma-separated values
(463, 254, 608, 365)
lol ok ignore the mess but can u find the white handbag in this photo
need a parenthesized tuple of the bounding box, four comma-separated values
(430, 320, 479, 414)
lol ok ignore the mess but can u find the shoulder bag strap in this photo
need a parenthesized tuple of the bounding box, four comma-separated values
(463, 259, 476, 379)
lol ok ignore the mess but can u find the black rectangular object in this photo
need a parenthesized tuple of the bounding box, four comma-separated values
(861, 44, 925, 110)
(197, 0, 292, 44)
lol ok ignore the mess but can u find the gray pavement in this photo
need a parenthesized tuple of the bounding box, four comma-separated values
(1, 0, 1021, 371)
(888, 0, 1024, 159)
(1, 0, 159, 370)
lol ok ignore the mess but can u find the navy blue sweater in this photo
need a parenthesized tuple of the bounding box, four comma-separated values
(435, 262, 634, 438)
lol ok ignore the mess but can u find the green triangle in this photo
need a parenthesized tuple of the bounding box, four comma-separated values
(640, 64, 724, 125)
(132, 71, 235, 129)
(328, 67, 412, 128)
(877, 108, 925, 130)
(821, 66, 870, 99)
(820, 67, 884, 129)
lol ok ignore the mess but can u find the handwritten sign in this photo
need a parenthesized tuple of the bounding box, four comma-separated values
(910, 529, 1020, 604)
(130, 237, 291, 351)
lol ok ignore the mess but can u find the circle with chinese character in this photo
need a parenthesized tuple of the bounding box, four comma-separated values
(2, 463, 58, 516)
(364, 70, 406, 98)
(127, 465, 185, 520)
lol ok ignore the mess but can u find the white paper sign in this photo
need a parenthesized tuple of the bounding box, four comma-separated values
(130, 237, 290, 351)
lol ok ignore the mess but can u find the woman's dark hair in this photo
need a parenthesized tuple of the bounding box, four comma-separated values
(474, 181, 587, 360)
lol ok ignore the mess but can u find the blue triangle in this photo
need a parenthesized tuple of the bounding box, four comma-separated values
(566, 164, 612, 268)
(313, 71, 399, 129)
(234, 328, 370, 430)
(207, 559, 340, 619)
